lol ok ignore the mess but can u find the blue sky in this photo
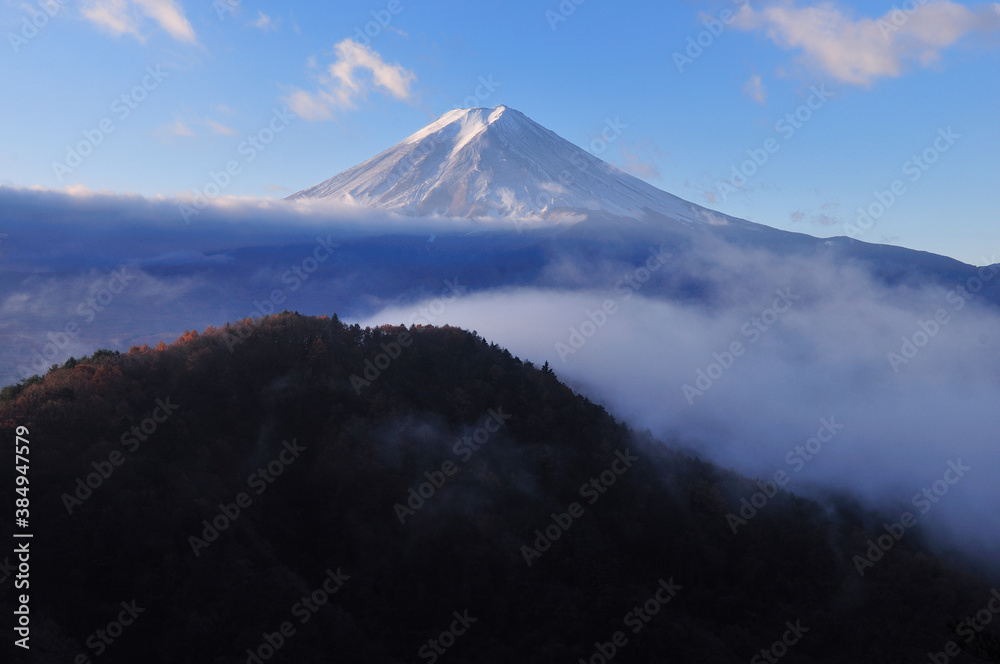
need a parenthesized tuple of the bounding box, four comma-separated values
(1, 0, 998, 264)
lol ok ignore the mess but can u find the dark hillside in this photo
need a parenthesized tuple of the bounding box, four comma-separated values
(1, 313, 995, 663)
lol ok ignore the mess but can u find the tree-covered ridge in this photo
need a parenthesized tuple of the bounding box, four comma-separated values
(0, 312, 996, 663)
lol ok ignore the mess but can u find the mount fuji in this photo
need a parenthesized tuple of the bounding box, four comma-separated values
(284, 104, 1000, 307)
(289, 105, 744, 227)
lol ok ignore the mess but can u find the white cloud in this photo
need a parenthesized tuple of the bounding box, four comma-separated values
(617, 142, 663, 180)
(133, 0, 195, 42)
(81, 0, 196, 44)
(81, 0, 138, 38)
(156, 120, 195, 138)
(733, 0, 1000, 86)
(206, 119, 237, 136)
(285, 39, 417, 121)
(250, 10, 275, 32)
(286, 90, 336, 122)
(742, 73, 767, 104)
(153, 116, 236, 138)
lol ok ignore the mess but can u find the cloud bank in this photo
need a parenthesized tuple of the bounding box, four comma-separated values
(4, 184, 999, 574)
(734, 0, 1000, 85)
(362, 251, 1000, 570)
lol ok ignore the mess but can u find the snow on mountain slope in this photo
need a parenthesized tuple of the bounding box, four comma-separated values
(289, 105, 744, 226)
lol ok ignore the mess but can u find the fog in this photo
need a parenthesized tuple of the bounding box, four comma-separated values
(3, 185, 999, 572)
(0, 185, 524, 268)
(361, 252, 1000, 570)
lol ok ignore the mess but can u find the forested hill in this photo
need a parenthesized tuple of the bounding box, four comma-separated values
(1, 313, 997, 663)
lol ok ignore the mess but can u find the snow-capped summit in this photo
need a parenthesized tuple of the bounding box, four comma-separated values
(289, 105, 736, 225)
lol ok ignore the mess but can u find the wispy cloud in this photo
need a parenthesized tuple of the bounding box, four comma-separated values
(250, 10, 275, 32)
(618, 142, 662, 180)
(743, 73, 767, 104)
(154, 116, 236, 138)
(205, 119, 237, 136)
(791, 208, 839, 226)
(156, 119, 195, 138)
(81, 0, 196, 44)
(81, 0, 138, 38)
(733, 0, 1000, 86)
(285, 38, 417, 121)
(133, 0, 196, 42)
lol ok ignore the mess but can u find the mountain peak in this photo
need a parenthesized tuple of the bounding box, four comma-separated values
(401, 105, 520, 154)
(289, 106, 732, 225)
